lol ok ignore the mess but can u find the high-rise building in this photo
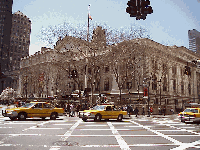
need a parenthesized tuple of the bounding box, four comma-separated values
(0, 0, 13, 72)
(10, 11, 31, 70)
(188, 29, 200, 54)
(0, 0, 13, 94)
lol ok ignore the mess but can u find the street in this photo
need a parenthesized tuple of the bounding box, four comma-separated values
(0, 107, 200, 150)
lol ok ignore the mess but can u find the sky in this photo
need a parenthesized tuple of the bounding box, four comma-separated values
(12, 0, 200, 56)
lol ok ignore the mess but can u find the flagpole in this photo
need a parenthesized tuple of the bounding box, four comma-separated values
(85, 5, 90, 104)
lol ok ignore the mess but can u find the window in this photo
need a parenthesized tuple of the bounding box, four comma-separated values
(126, 82, 132, 90)
(173, 80, 176, 92)
(188, 83, 191, 95)
(181, 81, 184, 94)
(172, 66, 177, 75)
(163, 77, 167, 91)
(104, 79, 109, 91)
(105, 66, 109, 73)
(34, 103, 42, 108)
(43, 103, 53, 108)
(152, 74, 157, 90)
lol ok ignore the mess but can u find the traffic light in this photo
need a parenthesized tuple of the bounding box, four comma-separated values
(126, 0, 137, 17)
(126, 0, 153, 20)
(184, 66, 191, 76)
(144, 87, 148, 96)
(71, 70, 78, 78)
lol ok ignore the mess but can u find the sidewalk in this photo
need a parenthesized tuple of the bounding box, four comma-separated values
(129, 114, 178, 119)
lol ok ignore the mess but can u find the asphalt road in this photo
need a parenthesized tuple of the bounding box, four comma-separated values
(0, 107, 200, 150)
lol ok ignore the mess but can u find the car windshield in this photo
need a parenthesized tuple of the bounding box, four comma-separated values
(21, 103, 35, 108)
(184, 109, 198, 113)
(92, 105, 107, 110)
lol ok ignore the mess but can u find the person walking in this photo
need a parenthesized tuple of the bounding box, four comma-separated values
(158, 107, 161, 115)
(163, 106, 166, 116)
(170, 108, 174, 114)
(150, 107, 153, 115)
(76, 104, 80, 117)
(71, 103, 75, 117)
(135, 107, 139, 117)
(142, 106, 145, 115)
(67, 103, 71, 117)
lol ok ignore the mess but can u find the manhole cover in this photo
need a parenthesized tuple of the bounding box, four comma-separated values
(53, 141, 79, 146)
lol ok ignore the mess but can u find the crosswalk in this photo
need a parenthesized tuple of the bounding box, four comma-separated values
(0, 115, 200, 149)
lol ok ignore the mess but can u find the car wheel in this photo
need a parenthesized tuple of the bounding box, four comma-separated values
(117, 114, 123, 122)
(95, 114, 102, 122)
(9, 117, 17, 121)
(82, 118, 87, 122)
(50, 112, 57, 120)
(18, 112, 27, 121)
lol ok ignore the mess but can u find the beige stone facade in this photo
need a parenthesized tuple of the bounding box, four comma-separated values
(19, 27, 200, 111)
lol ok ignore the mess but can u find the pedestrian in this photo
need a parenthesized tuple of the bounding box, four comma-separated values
(142, 106, 145, 115)
(150, 107, 153, 115)
(67, 103, 71, 117)
(76, 104, 80, 117)
(163, 107, 166, 116)
(71, 103, 75, 117)
(170, 108, 174, 114)
(158, 107, 161, 115)
(135, 107, 139, 117)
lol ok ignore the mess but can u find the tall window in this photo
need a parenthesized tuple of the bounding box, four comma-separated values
(188, 83, 191, 95)
(163, 77, 167, 91)
(173, 79, 176, 92)
(181, 81, 184, 94)
(152, 74, 157, 90)
(104, 78, 109, 91)
(172, 66, 177, 75)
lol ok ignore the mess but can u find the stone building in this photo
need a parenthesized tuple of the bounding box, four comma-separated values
(19, 26, 200, 112)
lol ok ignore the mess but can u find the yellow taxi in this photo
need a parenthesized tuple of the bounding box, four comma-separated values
(79, 104, 127, 122)
(2, 101, 65, 120)
(178, 108, 200, 123)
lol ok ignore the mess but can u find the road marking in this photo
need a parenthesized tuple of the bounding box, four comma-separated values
(79, 128, 147, 131)
(130, 120, 182, 145)
(4, 122, 37, 124)
(81, 143, 180, 147)
(22, 121, 51, 132)
(57, 134, 161, 137)
(85, 125, 107, 126)
(124, 125, 151, 128)
(111, 122, 132, 124)
(0, 127, 12, 128)
(171, 140, 200, 150)
(107, 122, 130, 150)
(29, 127, 63, 129)
(53, 124, 73, 125)
(181, 127, 196, 128)
(49, 119, 81, 150)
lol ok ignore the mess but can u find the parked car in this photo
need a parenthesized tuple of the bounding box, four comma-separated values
(79, 104, 127, 122)
(178, 108, 200, 123)
(2, 101, 65, 120)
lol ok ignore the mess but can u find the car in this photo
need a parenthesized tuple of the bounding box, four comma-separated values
(79, 104, 127, 122)
(178, 108, 200, 123)
(2, 101, 65, 121)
